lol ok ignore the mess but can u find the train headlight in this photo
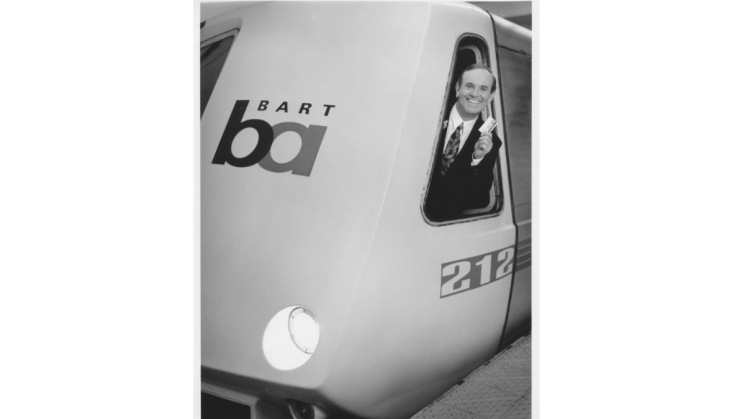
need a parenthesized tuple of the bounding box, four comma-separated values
(289, 307, 320, 354)
(263, 306, 320, 370)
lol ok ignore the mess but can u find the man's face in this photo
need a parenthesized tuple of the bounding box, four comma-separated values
(455, 68, 495, 120)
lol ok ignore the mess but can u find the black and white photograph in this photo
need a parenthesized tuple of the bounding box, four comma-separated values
(200, 2, 532, 418)
(8, 1, 745, 419)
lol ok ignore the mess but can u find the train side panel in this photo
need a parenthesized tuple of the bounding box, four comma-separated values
(493, 16, 533, 346)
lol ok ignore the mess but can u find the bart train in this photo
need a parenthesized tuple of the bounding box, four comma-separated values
(200, 2, 531, 418)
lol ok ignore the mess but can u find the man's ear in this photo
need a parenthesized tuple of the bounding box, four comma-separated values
(455, 82, 461, 97)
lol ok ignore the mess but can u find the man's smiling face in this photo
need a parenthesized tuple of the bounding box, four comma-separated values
(454, 68, 496, 120)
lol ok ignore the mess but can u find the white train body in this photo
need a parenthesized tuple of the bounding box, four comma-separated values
(200, 2, 531, 418)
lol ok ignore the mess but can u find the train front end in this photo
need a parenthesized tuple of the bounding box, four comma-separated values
(201, 2, 438, 418)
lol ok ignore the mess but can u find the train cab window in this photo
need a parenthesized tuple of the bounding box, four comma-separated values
(200, 29, 238, 117)
(423, 36, 503, 224)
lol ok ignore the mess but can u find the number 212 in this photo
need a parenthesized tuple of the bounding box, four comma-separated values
(441, 248, 514, 297)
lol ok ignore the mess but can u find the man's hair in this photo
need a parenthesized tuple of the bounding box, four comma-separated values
(457, 64, 497, 93)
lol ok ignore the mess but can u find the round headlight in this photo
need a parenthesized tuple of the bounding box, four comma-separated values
(288, 307, 320, 354)
(263, 306, 320, 370)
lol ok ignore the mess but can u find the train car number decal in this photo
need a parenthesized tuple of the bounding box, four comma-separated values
(440, 246, 514, 298)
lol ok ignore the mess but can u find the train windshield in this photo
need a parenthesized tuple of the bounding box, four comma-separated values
(201, 31, 237, 117)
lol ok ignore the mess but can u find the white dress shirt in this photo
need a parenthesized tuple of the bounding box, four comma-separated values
(444, 105, 484, 166)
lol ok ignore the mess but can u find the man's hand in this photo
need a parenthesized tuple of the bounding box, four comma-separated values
(473, 132, 493, 159)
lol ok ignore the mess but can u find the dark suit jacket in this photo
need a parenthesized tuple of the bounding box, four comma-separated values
(426, 113, 502, 221)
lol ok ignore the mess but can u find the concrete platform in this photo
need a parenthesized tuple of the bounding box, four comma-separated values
(411, 335, 532, 419)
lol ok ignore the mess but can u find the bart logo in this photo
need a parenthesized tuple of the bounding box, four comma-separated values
(212, 100, 327, 177)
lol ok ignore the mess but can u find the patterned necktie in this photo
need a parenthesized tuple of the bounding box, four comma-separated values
(441, 123, 462, 176)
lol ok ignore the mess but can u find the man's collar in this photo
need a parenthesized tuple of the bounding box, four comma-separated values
(450, 104, 465, 127)
(445, 104, 483, 130)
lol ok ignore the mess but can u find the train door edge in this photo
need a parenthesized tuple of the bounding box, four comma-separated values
(490, 14, 533, 350)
